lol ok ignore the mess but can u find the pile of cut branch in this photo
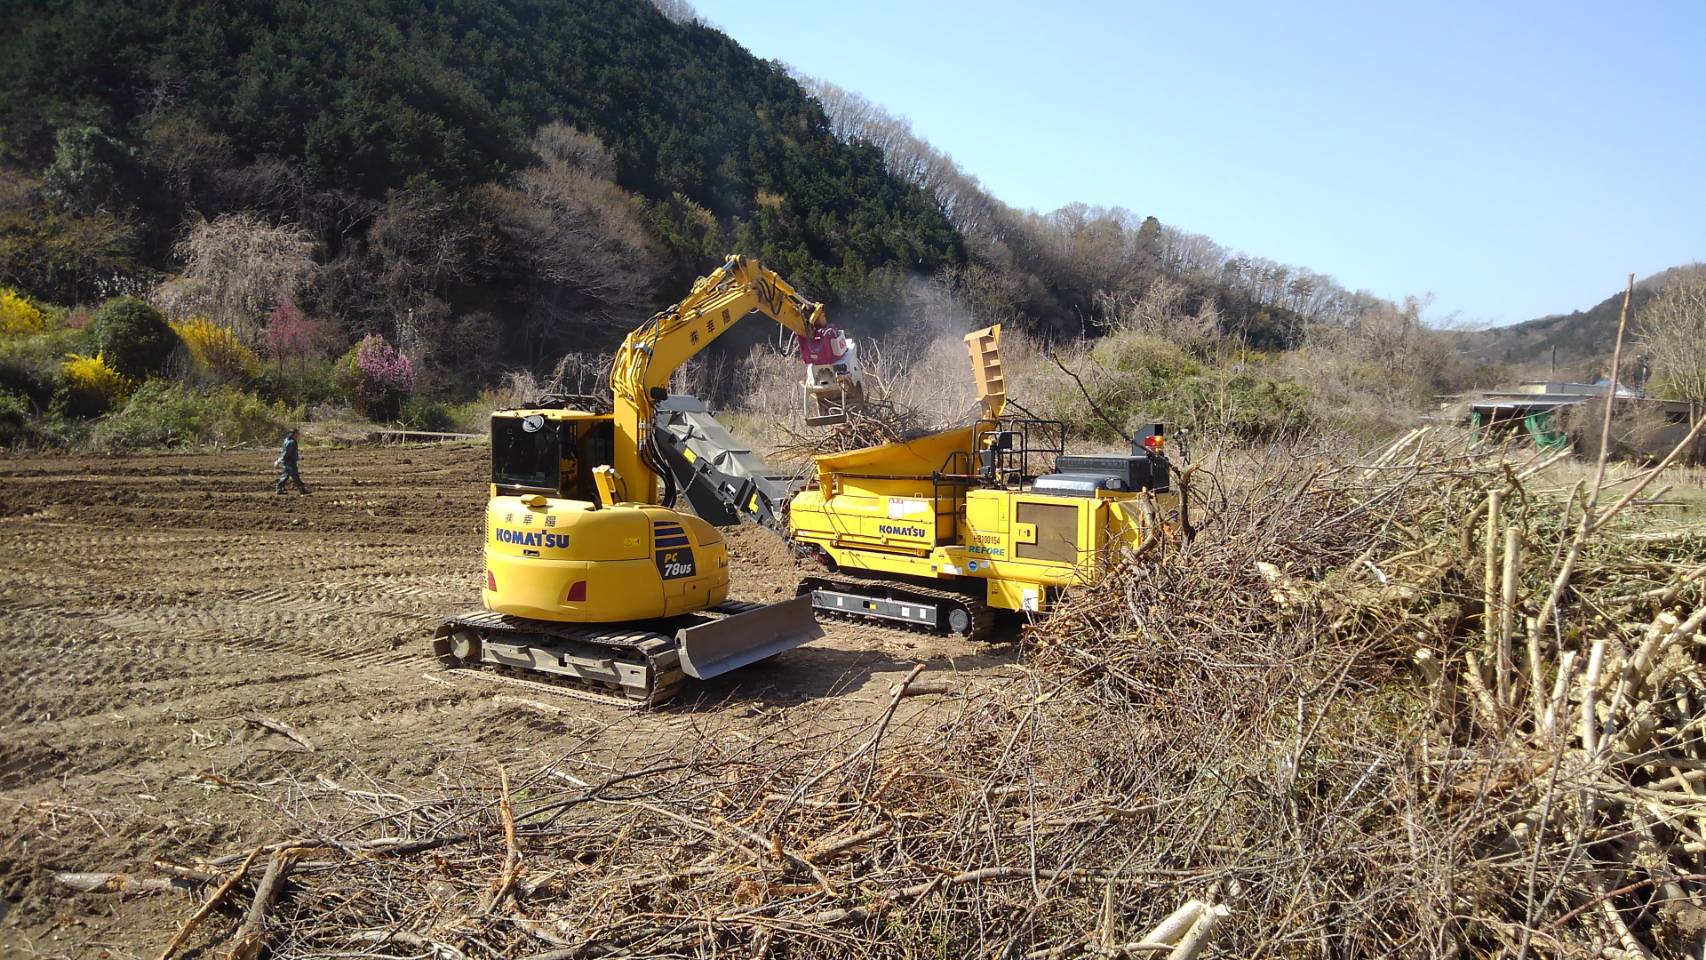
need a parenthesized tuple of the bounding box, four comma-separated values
(1030, 417, 1706, 956)
(116, 678, 1245, 959)
(50, 320, 1706, 957)
(771, 397, 932, 468)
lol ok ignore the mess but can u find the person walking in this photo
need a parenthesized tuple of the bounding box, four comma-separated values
(272, 428, 311, 494)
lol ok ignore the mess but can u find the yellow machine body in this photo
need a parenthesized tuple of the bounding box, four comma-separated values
(788, 429, 1170, 614)
(478, 408, 729, 624)
(787, 321, 1178, 618)
(437, 256, 848, 704)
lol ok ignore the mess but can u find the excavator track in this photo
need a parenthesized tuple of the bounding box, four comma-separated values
(444, 665, 676, 710)
(434, 611, 686, 708)
(798, 573, 993, 641)
(433, 599, 817, 708)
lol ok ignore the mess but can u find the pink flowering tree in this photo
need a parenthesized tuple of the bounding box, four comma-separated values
(262, 299, 320, 364)
(337, 333, 415, 419)
(355, 333, 415, 394)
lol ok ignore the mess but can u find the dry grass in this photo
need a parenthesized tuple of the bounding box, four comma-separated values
(1539, 455, 1706, 520)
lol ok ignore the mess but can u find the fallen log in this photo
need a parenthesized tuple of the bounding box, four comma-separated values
(245, 715, 316, 752)
(157, 846, 262, 960)
(226, 848, 296, 960)
(51, 871, 190, 895)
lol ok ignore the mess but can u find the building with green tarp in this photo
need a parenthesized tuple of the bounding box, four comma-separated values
(1456, 381, 1699, 460)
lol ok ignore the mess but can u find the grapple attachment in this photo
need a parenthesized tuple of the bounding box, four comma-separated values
(800, 325, 866, 426)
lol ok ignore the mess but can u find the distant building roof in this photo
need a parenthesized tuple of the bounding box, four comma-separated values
(1513, 380, 1637, 398)
(1470, 394, 1690, 413)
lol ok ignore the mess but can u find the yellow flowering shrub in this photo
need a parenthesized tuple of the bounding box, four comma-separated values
(62, 351, 134, 406)
(0, 288, 50, 335)
(169, 316, 260, 380)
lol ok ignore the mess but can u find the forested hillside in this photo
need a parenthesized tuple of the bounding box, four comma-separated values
(1456, 266, 1703, 378)
(1, 0, 1485, 449)
(0, 0, 1413, 361)
(1, 0, 973, 372)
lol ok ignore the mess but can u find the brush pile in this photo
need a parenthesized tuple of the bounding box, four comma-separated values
(116, 420, 1706, 958)
(771, 397, 933, 467)
(1033, 424, 1706, 957)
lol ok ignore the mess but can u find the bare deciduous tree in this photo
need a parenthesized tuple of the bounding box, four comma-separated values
(532, 122, 618, 181)
(472, 125, 663, 364)
(369, 184, 485, 336)
(1294, 293, 1466, 417)
(139, 113, 232, 199)
(157, 213, 316, 341)
(644, 0, 700, 24)
(794, 73, 1003, 241)
(505, 127, 659, 307)
(1635, 265, 1706, 404)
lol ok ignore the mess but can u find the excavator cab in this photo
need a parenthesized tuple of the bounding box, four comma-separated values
(490, 412, 614, 501)
(490, 414, 567, 494)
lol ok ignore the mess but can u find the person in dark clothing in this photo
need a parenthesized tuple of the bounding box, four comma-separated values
(273, 428, 310, 494)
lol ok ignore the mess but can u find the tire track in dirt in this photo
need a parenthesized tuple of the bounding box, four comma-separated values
(0, 444, 488, 795)
(0, 439, 1014, 954)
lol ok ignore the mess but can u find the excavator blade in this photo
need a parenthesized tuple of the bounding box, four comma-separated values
(676, 595, 824, 680)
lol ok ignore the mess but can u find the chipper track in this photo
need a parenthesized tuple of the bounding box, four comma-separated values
(798, 573, 993, 642)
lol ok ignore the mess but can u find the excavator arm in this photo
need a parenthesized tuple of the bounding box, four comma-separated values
(608, 255, 862, 504)
(648, 394, 799, 532)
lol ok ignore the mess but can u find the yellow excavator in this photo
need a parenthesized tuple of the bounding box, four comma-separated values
(432, 255, 865, 705)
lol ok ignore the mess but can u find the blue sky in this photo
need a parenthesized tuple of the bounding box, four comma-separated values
(688, 0, 1704, 327)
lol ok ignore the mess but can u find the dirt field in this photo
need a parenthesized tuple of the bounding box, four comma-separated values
(0, 441, 1018, 958)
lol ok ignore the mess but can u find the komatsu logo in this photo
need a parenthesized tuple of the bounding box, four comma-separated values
(496, 528, 570, 549)
(878, 523, 926, 538)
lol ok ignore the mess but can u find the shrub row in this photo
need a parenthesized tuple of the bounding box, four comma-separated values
(1, 287, 441, 450)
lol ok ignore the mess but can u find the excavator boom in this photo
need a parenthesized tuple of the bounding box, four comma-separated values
(608, 255, 863, 504)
